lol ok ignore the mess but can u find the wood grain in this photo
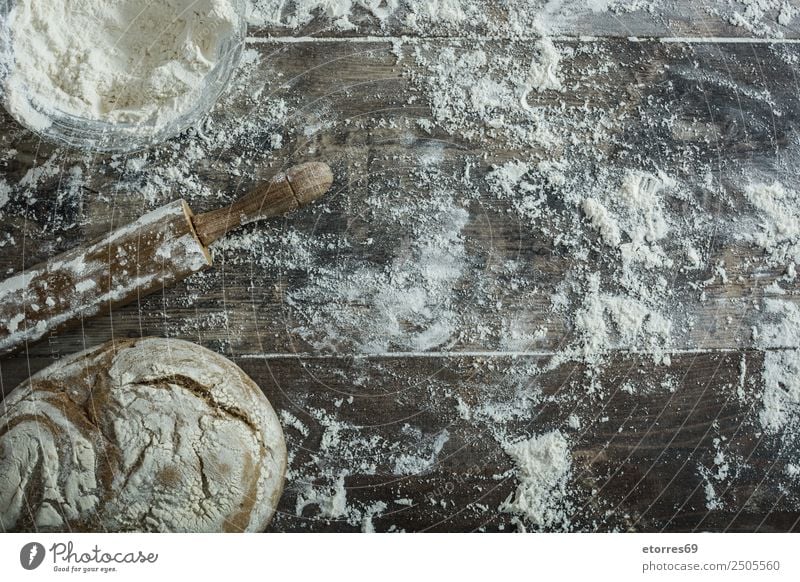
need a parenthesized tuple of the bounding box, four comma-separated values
(1, 349, 796, 532)
(247, 1, 800, 40)
(1, 39, 796, 356)
(1, 35, 799, 531)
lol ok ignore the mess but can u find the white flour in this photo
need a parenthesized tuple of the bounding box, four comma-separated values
(3, 0, 239, 130)
(297, 473, 349, 518)
(743, 181, 800, 268)
(248, 0, 471, 31)
(286, 196, 469, 353)
(500, 430, 573, 530)
(722, 0, 797, 36)
(247, 0, 797, 37)
(286, 405, 450, 527)
(571, 273, 672, 367)
(756, 300, 800, 434)
(0, 178, 9, 210)
(411, 39, 566, 148)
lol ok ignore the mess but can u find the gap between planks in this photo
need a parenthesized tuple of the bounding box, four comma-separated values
(246, 35, 800, 45)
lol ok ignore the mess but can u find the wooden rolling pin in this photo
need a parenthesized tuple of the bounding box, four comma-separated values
(0, 162, 333, 356)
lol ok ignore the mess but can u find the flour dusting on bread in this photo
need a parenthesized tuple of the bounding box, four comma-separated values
(0, 337, 286, 532)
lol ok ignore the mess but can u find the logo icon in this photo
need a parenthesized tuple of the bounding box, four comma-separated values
(20, 542, 46, 570)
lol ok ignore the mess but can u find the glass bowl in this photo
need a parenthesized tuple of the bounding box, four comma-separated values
(0, 0, 246, 154)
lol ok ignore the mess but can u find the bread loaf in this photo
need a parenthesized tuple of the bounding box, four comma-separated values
(0, 338, 287, 532)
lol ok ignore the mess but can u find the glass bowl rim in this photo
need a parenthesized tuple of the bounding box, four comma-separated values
(0, 0, 247, 154)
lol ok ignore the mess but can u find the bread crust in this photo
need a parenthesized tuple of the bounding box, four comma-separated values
(0, 338, 287, 532)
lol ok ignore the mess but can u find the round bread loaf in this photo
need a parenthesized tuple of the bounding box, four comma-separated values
(0, 337, 287, 532)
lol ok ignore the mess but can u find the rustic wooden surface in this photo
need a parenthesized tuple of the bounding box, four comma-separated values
(250, 0, 800, 39)
(2, 6, 800, 532)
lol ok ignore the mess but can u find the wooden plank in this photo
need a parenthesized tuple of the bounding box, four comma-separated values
(246, 0, 800, 39)
(1, 349, 797, 532)
(2, 38, 800, 532)
(1, 39, 797, 358)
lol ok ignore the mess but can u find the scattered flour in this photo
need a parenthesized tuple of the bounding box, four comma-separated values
(0, 178, 9, 209)
(280, 403, 454, 529)
(743, 181, 800, 268)
(721, 0, 798, 36)
(393, 430, 449, 475)
(296, 473, 349, 519)
(500, 430, 573, 530)
(280, 195, 469, 353)
(698, 431, 733, 511)
(582, 197, 622, 247)
(411, 39, 566, 147)
(248, 0, 797, 37)
(756, 299, 800, 434)
(247, 0, 474, 31)
(280, 409, 310, 437)
(571, 273, 672, 367)
(361, 501, 388, 532)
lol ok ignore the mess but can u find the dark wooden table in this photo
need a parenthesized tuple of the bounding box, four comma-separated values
(2, 2, 800, 532)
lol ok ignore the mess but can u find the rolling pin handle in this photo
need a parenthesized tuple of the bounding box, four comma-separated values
(192, 162, 333, 247)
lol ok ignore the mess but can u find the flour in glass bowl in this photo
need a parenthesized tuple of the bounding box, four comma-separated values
(0, 0, 241, 134)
